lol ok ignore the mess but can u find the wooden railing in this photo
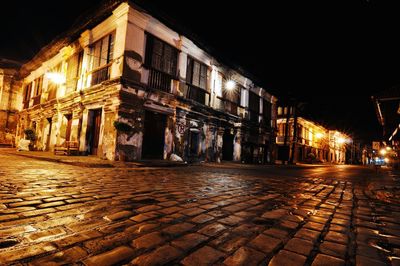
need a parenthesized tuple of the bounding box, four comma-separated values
(184, 84, 209, 105)
(91, 65, 110, 86)
(148, 68, 175, 93)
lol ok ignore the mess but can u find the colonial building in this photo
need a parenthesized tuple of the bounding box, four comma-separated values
(16, 1, 277, 163)
(0, 58, 22, 146)
(276, 107, 350, 164)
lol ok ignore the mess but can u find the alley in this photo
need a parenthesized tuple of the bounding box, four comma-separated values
(0, 153, 399, 265)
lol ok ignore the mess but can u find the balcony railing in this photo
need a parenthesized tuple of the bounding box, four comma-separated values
(91, 65, 110, 86)
(148, 68, 176, 93)
(184, 84, 209, 105)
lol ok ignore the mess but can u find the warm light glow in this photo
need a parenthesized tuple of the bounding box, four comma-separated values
(315, 133, 324, 139)
(384, 158, 390, 163)
(386, 146, 392, 151)
(225, 80, 236, 91)
(46, 72, 66, 85)
(337, 137, 345, 144)
(380, 149, 387, 155)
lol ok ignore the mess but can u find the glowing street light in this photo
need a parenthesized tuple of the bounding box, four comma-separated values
(337, 137, 345, 144)
(315, 133, 324, 139)
(225, 80, 236, 91)
(46, 72, 65, 85)
(380, 148, 387, 155)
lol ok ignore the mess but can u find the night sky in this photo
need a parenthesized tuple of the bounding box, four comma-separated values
(2, 0, 399, 144)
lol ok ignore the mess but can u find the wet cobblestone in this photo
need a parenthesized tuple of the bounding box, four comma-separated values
(0, 153, 399, 265)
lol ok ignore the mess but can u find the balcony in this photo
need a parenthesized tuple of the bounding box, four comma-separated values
(91, 65, 110, 86)
(184, 84, 209, 105)
(148, 68, 176, 93)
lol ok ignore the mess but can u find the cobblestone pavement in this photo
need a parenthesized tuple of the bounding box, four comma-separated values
(0, 153, 399, 265)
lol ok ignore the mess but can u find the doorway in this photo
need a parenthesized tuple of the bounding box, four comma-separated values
(222, 129, 234, 161)
(142, 110, 167, 159)
(86, 109, 102, 155)
(46, 118, 52, 151)
(65, 114, 72, 142)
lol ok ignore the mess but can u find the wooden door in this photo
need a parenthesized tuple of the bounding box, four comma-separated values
(65, 115, 72, 142)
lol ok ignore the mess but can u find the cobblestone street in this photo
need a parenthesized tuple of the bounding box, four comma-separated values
(0, 152, 399, 265)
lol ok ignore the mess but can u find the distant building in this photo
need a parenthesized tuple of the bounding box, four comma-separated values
(276, 106, 350, 164)
(0, 58, 22, 146)
(15, 1, 277, 163)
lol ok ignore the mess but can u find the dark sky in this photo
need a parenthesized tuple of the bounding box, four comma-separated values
(2, 0, 399, 143)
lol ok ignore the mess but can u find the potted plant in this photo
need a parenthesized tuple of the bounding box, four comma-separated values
(113, 120, 132, 161)
(24, 128, 36, 151)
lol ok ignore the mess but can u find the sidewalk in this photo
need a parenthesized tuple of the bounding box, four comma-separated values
(0, 148, 188, 168)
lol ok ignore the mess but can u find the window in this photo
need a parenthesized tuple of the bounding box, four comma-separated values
(278, 106, 283, 115)
(185, 57, 209, 104)
(23, 82, 32, 108)
(263, 99, 272, 120)
(90, 33, 115, 70)
(66, 51, 83, 92)
(145, 34, 178, 77)
(249, 91, 260, 122)
(90, 33, 115, 86)
(33, 76, 43, 96)
(187, 57, 207, 90)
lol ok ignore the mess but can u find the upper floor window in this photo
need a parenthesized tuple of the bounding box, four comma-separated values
(33, 76, 43, 97)
(145, 34, 178, 77)
(186, 57, 207, 90)
(23, 82, 32, 108)
(263, 99, 272, 120)
(90, 32, 115, 86)
(90, 33, 115, 70)
(66, 51, 83, 92)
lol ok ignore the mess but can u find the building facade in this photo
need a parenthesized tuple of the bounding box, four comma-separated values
(0, 59, 22, 146)
(16, 1, 277, 163)
(276, 106, 350, 164)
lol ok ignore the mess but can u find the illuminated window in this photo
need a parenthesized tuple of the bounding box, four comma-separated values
(278, 106, 282, 115)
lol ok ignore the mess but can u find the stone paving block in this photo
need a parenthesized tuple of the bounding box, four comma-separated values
(269, 249, 307, 266)
(218, 236, 249, 253)
(319, 241, 347, 259)
(125, 222, 160, 235)
(171, 233, 208, 251)
(248, 234, 282, 254)
(0, 214, 19, 222)
(263, 227, 290, 241)
(181, 245, 225, 266)
(191, 213, 214, 224)
(261, 209, 287, 220)
(355, 254, 387, 266)
(324, 231, 348, 245)
(83, 245, 135, 266)
(131, 231, 167, 250)
(158, 206, 182, 214)
(180, 207, 205, 216)
(223, 246, 265, 266)
(131, 244, 183, 265)
(28, 246, 87, 265)
(130, 211, 161, 223)
(295, 228, 321, 243)
(311, 253, 345, 266)
(219, 215, 245, 226)
(279, 219, 300, 231)
(303, 221, 326, 231)
(284, 237, 314, 256)
(162, 222, 195, 237)
(37, 201, 66, 208)
(0, 242, 57, 264)
(54, 229, 103, 248)
(9, 200, 42, 207)
(103, 210, 134, 221)
(136, 204, 162, 213)
(198, 222, 228, 237)
(27, 227, 66, 242)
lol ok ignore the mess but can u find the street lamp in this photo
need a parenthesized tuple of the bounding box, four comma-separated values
(225, 80, 236, 91)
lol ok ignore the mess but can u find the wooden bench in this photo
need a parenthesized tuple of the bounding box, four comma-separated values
(54, 141, 79, 155)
